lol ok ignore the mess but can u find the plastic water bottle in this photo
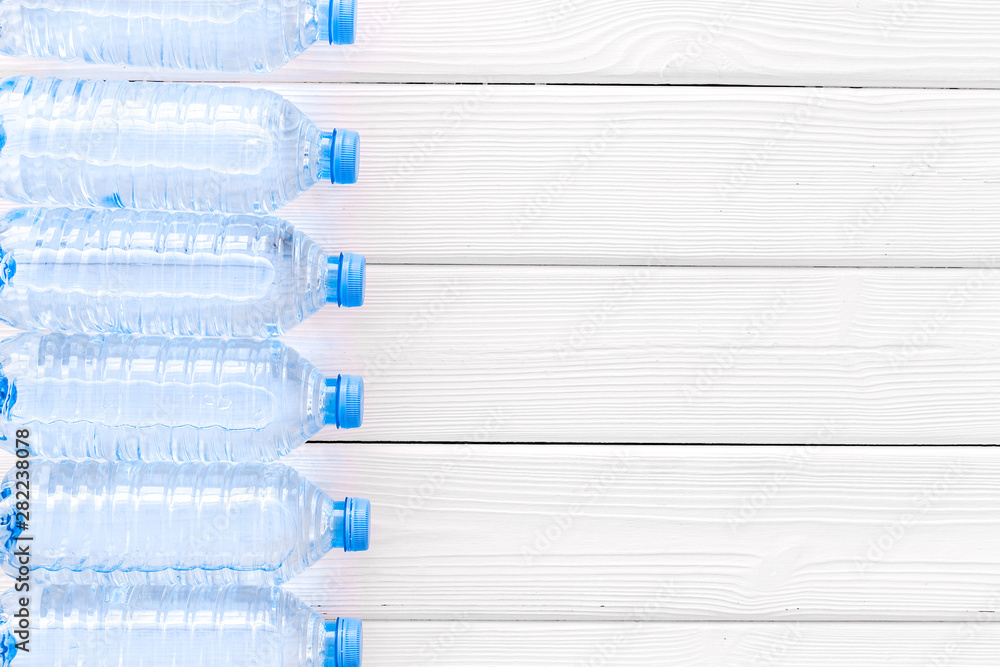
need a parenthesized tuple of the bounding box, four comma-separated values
(0, 207, 366, 337)
(0, 585, 362, 667)
(0, 76, 360, 213)
(0, 460, 371, 585)
(0, 332, 364, 462)
(0, 0, 357, 73)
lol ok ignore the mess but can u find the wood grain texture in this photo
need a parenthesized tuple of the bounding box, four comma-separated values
(8, 85, 997, 268)
(0, 1, 998, 87)
(2, 263, 999, 444)
(225, 264, 1000, 444)
(1, 445, 998, 622)
(364, 621, 1000, 667)
(279, 445, 1000, 620)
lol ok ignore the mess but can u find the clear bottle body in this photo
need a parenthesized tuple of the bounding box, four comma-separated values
(0, 207, 334, 337)
(0, 0, 330, 73)
(0, 585, 330, 667)
(0, 461, 346, 585)
(0, 76, 332, 213)
(0, 332, 333, 462)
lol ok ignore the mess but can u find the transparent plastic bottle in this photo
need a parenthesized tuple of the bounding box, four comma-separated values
(0, 207, 366, 337)
(0, 460, 371, 585)
(0, 0, 357, 73)
(0, 332, 364, 462)
(0, 76, 360, 213)
(0, 585, 362, 667)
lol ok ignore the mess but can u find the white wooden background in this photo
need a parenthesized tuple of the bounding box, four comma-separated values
(3, 0, 1000, 664)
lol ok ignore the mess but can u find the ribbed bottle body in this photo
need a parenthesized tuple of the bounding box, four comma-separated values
(0, 585, 326, 667)
(0, 333, 329, 462)
(0, 461, 342, 585)
(0, 77, 325, 213)
(0, 208, 330, 337)
(0, 0, 324, 73)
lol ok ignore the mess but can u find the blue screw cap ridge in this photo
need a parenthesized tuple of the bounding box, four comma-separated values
(321, 375, 364, 429)
(339, 374, 363, 429)
(325, 254, 365, 307)
(339, 252, 365, 307)
(329, 0, 357, 45)
(324, 618, 363, 667)
(344, 497, 370, 552)
(331, 130, 360, 185)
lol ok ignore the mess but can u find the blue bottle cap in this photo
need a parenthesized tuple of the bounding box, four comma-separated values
(326, 253, 365, 307)
(324, 617, 363, 667)
(329, 0, 357, 45)
(332, 130, 360, 185)
(322, 375, 364, 429)
(344, 497, 370, 552)
(0, 375, 15, 420)
(0, 249, 16, 295)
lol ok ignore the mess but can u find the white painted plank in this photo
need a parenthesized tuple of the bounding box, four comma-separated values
(2, 264, 1000, 443)
(364, 620, 1000, 667)
(8, 85, 997, 267)
(267, 264, 1000, 444)
(0, 1, 998, 87)
(3, 443, 999, 621)
(282, 445, 1000, 620)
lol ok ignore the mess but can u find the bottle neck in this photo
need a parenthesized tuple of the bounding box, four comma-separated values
(326, 497, 348, 551)
(314, 131, 335, 182)
(325, 255, 342, 304)
(317, 0, 333, 43)
(320, 376, 343, 426)
(323, 624, 338, 667)
(322, 496, 370, 554)
(312, 129, 360, 185)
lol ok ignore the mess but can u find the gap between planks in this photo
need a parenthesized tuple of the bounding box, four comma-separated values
(0, 0, 998, 87)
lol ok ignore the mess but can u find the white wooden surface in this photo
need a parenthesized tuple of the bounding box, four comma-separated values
(273, 265, 1000, 444)
(1, 1, 999, 87)
(3, 0, 1000, 663)
(4, 84, 998, 267)
(279, 445, 1000, 622)
(364, 621, 1000, 667)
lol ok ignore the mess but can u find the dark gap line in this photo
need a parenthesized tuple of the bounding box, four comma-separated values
(368, 262, 1000, 270)
(308, 441, 1000, 447)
